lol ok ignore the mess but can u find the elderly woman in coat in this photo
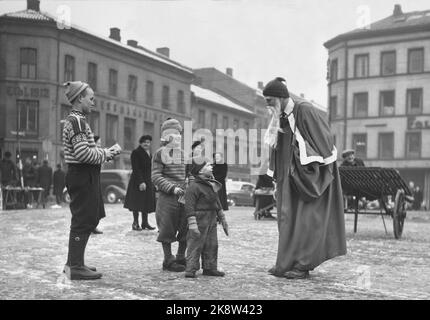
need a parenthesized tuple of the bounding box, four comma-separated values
(124, 135, 156, 231)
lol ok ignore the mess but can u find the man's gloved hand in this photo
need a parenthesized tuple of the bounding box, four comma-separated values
(217, 210, 229, 236)
(187, 216, 200, 238)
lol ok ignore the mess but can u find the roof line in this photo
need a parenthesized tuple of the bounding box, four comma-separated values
(0, 9, 193, 75)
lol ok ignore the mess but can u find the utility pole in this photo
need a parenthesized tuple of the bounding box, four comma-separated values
(10, 130, 25, 188)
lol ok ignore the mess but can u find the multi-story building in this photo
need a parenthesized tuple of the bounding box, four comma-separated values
(0, 0, 194, 169)
(190, 84, 256, 181)
(324, 4, 430, 208)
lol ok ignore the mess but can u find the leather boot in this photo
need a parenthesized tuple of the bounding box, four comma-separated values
(202, 269, 225, 277)
(65, 233, 102, 280)
(64, 233, 97, 273)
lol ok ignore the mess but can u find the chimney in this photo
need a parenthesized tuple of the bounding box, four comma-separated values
(258, 81, 264, 90)
(109, 27, 121, 42)
(27, 0, 40, 11)
(156, 47, 170, 58)
(226, 68, 233, 77)
(393, 4, 403, 16)
(127, 40, 138, 48)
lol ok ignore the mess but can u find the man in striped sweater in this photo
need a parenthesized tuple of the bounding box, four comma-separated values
(62, 81, 120, 280)
(152, 118, 188, 272)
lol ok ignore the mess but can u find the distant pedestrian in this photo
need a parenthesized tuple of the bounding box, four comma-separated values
(37, 160, 53, 208)
(341, 149, 365, 167)
(23, 157, 37, 187)
(53, 164, 65, 207)
(413, 186, 423, 211)
(124, 135, 156, 231)
(184, 160, 228, 278)
(0, 151, 18, 186)
(212, 152, 229, 211)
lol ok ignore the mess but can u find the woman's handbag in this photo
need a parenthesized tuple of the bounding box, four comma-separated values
(289, 123, 334, 203)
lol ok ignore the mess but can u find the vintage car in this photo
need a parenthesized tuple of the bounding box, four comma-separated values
(226, 181, 256, 207)
(63, 169, 131, 204)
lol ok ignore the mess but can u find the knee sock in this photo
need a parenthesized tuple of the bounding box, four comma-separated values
(177, 241, 187, 259)
(162, 243, 173, 261)
(133, 211, 139, 224)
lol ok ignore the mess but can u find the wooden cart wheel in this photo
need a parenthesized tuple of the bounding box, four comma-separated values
(393, 190, 406, 239)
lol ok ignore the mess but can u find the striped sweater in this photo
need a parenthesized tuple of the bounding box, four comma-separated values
(62, 110, 108, 165)
(151, 146, 186, 195)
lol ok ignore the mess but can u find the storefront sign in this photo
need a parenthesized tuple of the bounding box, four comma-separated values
(6, 86, 49, 98)
(408, 116, 430, 130)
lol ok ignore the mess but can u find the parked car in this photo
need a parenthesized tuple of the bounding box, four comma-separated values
(63, 169, 131, 204)
(226, 181, 256, 207)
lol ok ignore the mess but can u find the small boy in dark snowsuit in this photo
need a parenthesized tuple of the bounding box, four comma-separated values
(184, 160, 229, 278)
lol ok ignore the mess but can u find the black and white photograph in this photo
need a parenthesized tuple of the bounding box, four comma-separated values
(0, 0, 429, 305)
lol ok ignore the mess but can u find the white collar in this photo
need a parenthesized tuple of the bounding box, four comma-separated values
(284, 97, 295, 116)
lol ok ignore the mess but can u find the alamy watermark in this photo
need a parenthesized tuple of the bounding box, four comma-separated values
(160, 121, 271, 174)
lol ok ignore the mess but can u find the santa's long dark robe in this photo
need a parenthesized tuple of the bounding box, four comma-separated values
(268, 99, 346, 274)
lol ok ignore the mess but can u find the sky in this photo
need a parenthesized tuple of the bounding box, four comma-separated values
(1, 0, 430, 105)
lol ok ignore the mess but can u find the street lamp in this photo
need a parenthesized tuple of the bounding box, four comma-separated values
(10, 130, 25, 188)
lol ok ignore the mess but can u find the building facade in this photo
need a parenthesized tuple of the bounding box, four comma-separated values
(0, 0, 193, 170)
(190, 84, 256, 181)
(324, 4, 430, 209)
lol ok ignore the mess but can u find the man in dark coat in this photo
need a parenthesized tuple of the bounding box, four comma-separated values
(263, 77, 347, 279)
(0, 151, 18, 186)
(341, 149, 365, 167)
(53, 164, 66, 206)
(212, 152, 229, 211)
(124, 135, 156, 231)
(37, 160, 53, 208)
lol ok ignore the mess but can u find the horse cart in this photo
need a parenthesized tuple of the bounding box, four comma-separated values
(339, 167, 414, 239)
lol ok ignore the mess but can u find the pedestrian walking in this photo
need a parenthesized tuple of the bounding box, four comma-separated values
(37, 160, 53, 208)
(53, 164, 65, 208)
(184, 160, 228, 278)
(263, 77, 347, 279)
(152, 118, 187, 272)
(62, 80, 121, 280)
(212, 152, 229, 211)
(124, 135, 156, 231)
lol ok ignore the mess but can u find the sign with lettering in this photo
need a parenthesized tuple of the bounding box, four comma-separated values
(6, 86, 49, 98)
(407, 116, 430, 130)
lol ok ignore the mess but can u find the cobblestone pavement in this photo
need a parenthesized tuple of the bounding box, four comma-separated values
(0, 204, 429, 300)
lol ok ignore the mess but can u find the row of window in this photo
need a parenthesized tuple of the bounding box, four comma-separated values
(341, 132, 423, 160)
(329, 47, 426, 81)
(19, 48, 186, 113)
(197, 110, 250, 132)
(330, 88, 424, 119)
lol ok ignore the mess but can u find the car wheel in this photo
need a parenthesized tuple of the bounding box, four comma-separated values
(105, 189, 118, 204)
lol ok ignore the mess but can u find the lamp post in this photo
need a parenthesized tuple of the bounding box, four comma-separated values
(10, 130, 25, 188)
